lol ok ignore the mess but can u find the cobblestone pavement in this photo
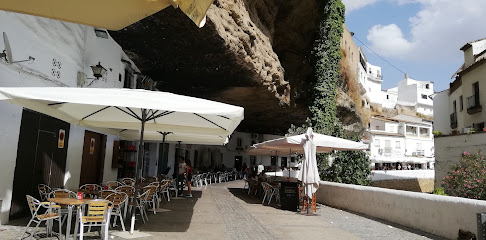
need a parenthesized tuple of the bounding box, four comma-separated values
(0, 180, 443, 240)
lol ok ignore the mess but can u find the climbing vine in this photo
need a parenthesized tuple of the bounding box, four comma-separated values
(289, 0, 370, 185)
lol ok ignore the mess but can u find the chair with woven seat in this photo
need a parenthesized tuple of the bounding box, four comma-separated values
(78, 199, 113, 240)
(38, 184, 52, 202)
(159, 180, 171, 202)
(21, 195, 62, 239)
(261, 182, 279, 205)
(49, 189, 76, 224)
(104, 192, 128, 231)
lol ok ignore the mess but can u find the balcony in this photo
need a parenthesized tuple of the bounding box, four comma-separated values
(467, 94, 481, 114)
(450, 113, 457, 129)
(384, 147, 392, 156)
(412, 150, 424, 157)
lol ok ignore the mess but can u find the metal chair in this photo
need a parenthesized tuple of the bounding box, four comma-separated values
(128, 190, 150, 223)
(78, 199, 113, 240)
(142, 186, 158, 214)
(99, 190, 117, 199)
(106, 181, 123, 190)
(120, 178, 135, 186)
(49, 189, 76, 225)
(159, 180, 171, 202)
(21, 195, 62, 239)
(104, 192, 128, 231)
(261, 182, 279, 205)
(38, 184, 52, 202)
(79, 184, 102, 198)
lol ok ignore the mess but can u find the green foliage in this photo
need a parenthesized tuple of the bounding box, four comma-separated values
(442, 150, 486, 200)
(433, 131, 442, 137)
(288, 0, 371, 186)
(432, 187, 447, 196)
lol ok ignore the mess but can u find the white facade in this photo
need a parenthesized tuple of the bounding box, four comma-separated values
(434, 38, 486, 135)
(382, 87, 398, 109)
(397, 76, 434, 116)
(0, 11, 141, 224)
(366, 115, 435, 170)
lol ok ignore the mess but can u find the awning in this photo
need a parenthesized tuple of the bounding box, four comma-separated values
(0, 0, 214, 30)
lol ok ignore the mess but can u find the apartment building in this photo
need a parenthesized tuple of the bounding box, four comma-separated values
(366, 115, 435, 170)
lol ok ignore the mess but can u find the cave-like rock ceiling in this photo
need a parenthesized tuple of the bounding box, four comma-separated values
(110, 0, 319, 135)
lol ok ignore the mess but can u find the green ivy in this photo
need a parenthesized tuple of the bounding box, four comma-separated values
(289, 0, 370, 186)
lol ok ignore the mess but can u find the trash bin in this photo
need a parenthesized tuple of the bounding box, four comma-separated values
(279, 181, 299, 211)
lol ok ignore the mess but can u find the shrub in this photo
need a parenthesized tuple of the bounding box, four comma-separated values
(432, 187, 447, 196)
(441, 151, 486, 200)
(433, 131, 442, 137)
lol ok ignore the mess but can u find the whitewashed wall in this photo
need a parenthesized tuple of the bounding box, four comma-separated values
(434, 89, 452, 135)
(434, 133, 486, 189)
(0, 11, 139, 223)
(317, 181, 486, 239)
(0, 102, 22, 224)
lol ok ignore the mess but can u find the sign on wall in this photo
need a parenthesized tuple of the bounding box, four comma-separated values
(58, 129, 65, 148)
(90, 138, 95, 154)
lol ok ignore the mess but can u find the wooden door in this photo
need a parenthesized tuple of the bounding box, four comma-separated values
(10, 109, 69, 219)
(79, 130, 106, 185)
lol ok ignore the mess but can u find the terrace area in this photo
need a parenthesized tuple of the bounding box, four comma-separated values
(0, 180, 442, 240)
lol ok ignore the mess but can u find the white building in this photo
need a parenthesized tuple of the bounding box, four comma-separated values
(434, 38, 486, 135)
(366, 115, 435, 170)
(397, 75, 434, 116)
(433, 37, 486, 188)
(0, 11, 149, 223)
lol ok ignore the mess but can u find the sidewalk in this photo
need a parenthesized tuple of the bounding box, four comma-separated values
(1, 180, 444, 239)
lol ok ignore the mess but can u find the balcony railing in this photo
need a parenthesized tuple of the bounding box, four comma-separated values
(467, 94, 482, 114)
(412, 150, 425, 157)
(450, 112, 457, 128)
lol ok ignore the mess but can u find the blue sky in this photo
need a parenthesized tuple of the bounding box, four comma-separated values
(342, 0, 486, 92)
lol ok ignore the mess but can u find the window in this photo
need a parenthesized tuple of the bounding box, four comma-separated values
(374, 139, 380, 147)
(250, 156, 256, 165)
(271, 156, 277, 166)
(237, 138, 242, 147)
(290, 157, 296, 163)
(426, 84, 430, 89)
(395, 141, 400, 149)
(460, 95, 463, 111)
(376, 126, 379, 130)
(421, 94, 428, 99)
(94, 29, 109, 39)
(453, 100, 457, 113)
(387, 95, 389, 99)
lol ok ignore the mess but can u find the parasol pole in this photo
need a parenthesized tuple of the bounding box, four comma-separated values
(130, 108, 146, 234)
(157, 131, 172, 176)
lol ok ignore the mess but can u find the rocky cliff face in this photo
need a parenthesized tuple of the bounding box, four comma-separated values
(110, 0, 364, 135)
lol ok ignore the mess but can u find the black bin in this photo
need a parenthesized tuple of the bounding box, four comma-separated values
(279, 181, 299, 211)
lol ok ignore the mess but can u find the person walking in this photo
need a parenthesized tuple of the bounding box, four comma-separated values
(177, 157, 186, 196)
(242, 163, 248, 179)
(186, 162, 193, 198)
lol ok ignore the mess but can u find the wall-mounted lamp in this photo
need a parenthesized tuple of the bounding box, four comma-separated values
(89, 61, 107, 79)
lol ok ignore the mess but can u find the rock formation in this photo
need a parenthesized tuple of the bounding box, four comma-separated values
(110, 0, 365, 135)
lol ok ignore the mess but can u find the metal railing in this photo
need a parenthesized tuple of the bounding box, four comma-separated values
(467, 94, 480, 110)
(450, 112, 457, 126)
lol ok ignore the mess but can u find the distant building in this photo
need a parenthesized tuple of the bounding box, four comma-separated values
(433, 37, 486, 188)
(365, 115, 435, 170)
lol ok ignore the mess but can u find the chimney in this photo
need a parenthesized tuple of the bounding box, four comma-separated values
(404, 73, 409, 79)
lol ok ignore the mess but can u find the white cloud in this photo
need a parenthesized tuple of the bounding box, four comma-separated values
(342, 0, 381, 13)
(367, 24, 413, 59)
(366, 0, 486, 61)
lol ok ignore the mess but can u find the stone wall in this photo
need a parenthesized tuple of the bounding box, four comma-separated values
(371, 179, 434, 193)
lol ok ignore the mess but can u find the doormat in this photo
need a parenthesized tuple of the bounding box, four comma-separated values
(111, 230, 151, 239)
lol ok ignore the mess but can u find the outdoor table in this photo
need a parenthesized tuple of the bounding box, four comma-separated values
(48, 197, 90, 239)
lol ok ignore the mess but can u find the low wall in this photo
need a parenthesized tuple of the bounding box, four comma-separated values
(316, 181, 486, 239)
(371, 178, 434, 193)
(371, 170, 434, 181)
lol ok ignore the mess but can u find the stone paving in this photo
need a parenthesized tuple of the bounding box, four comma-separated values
(0, 180, 444, 240)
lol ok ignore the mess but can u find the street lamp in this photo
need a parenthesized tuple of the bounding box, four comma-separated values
(90, 61, 107, 79)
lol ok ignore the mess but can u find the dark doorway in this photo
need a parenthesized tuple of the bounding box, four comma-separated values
(10, 109, 69, 220)
(281, 157, 288, 169)
(79, 130, 106, 186)
(234, 156, 242, 171)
